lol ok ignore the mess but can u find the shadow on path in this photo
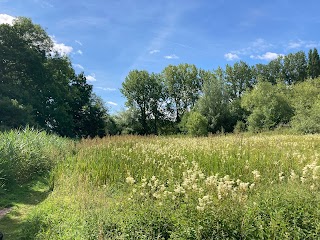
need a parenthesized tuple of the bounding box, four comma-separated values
(0, 179, 51, 239)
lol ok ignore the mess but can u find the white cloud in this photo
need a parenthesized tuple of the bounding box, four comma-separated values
(73, 64, 84, 70)
(50, 36, 73, 56)
(86, 74, 96, 82)
(305, 43, 320, 48)
(107, 101, 118, 106)
(224, 53, 240, 61)
(287, 40, 303, 49)
(232, 38, 273, 56)
(149, 49, 160, 54)
(252, 38, 273, 50)
(97, 87, 116, 91)
(76, 50, 83, 55)
(287, 40, 320, 49)
(75, 40, 83, 46)
(164, 54, 179, 59)
(0, 14, 15, 25)
(250, 52, 284, 61)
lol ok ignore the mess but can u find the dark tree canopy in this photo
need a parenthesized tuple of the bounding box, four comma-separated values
(308, 48, 320, 79)
(0, 17, 111, 138)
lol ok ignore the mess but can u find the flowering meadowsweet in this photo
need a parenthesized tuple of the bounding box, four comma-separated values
(279, 171, 285, 182)
(196, 195, 212, 211)
(205, 174, 218, 188)
(239, 182, 250, 192)
(174, 184, 186, 194)
(252, 170, 261, 181)
(312, 166, 320, 180)
(126, 176, 135, 185)
(289, 170, 299, 182)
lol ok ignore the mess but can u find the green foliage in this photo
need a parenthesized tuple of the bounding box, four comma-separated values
(233, 120, 247, 133)
(196, 69, 229, 133)
(253, 57, 284, 84)
(185, 111, 208, 136)
(0, 97, 36, 131)
(0, 17, 110, 138)
(242, 82, 293, 132)
(291, 78, 320, 133)
(225, 61, 254, 99)
(114, 108, 143, 134)
(163, 64, 201, 123)
(307, 48, 320, 79)
(242, 184, 320, 239)
(121, 70, 163, 134)
(283, 51, 307, 84)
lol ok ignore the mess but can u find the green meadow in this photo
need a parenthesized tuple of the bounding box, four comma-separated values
(1, 129, 320, 239)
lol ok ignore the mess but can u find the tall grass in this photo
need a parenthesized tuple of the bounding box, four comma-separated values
(0, 127, 72, 187)
(23, 134, 320, 239)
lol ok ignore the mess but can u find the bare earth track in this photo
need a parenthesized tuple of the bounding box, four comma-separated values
(0, 208, 12, 219)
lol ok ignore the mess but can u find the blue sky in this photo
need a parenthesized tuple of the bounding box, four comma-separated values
(1, 0, 320, 113)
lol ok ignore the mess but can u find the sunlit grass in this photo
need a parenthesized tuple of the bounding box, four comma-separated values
(0, 128, 73, 239)
(22, 134, 320, 239)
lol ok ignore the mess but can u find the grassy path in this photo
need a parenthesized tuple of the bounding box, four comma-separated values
(0, 179, 50, 239)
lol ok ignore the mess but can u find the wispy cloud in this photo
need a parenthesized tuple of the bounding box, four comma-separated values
(33, 0, 53, 8)
(73, 63, 84, 70)
(97, 87, 116, 91)
(50, 36, 73, 56)
(107, 101, 118, 106)
(164, 54, 179, 59)
(75, 40, 83, 46)
(76, 50, 83, 55)
(287, 40, 304, 49)
(149, 49, 160, 54)
(231, 38, 274, 56)
(305, 42, 320, 48)
(287, 39, 320, 49)
(0, 13, 15, 25)
(86, 73, 96, 82)
(250, 52, 284, 61)
(125, 3, 189, 72)
(59, 16, 107, 28)
(224, 53, 240, 61)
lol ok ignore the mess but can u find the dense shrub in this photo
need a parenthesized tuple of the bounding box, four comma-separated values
(291, 78, 320, 133)
(186, 111, 209, 136)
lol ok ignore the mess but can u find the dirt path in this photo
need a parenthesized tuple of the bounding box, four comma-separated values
(0, 208, 11, 219)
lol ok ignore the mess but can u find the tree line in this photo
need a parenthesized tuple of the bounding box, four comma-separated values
(1, 17, 319, 137)
(0, 17, 115, 138)
(120, 49, 320, 135)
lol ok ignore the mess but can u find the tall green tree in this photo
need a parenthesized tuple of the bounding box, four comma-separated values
(307, 48, 320, 79)
(282, 51, 307, 85)
(0, 17, 109, 138)
(196, 68, 229, 132)
(225, 61, 254, 99)
(162, 64, 201, 123)
(121, 70, 163, 134)
(253, 57, 284, 84)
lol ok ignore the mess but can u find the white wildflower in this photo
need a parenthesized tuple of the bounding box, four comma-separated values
(252, 170, 261, 181)
(126, 176, 135, 185)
